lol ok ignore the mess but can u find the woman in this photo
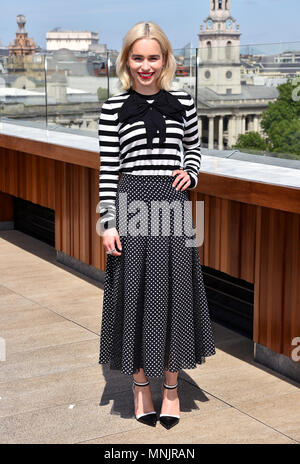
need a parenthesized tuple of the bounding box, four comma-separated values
(98, 21, 216, 430)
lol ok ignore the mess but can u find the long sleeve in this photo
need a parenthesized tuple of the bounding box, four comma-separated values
(182, 94, 201, 189)
(98, 100, 120, 234)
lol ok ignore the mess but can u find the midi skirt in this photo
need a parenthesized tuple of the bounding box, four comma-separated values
(98, 173, 216, 378)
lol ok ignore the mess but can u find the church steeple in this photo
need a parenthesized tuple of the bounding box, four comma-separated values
(204, 0, 238, 34)
(198, 0, 241, 95)
(210, 0, 231, 17)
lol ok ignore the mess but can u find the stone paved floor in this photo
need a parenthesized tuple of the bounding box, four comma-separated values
(0, 230, 299, 444)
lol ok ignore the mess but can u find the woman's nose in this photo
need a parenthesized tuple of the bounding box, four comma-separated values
(140, 61, 151, 71)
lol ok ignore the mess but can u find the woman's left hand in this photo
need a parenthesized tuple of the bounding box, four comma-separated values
(172, 169, 191, 192)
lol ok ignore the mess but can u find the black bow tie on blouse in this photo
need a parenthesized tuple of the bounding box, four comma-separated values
(118, 88, 187, 149)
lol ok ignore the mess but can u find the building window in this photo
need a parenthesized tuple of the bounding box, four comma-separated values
(207, 41, 212, 60)
(205, 70, 211, 79)
(226, 70, 232, 79)
(226, 41, 232, 60)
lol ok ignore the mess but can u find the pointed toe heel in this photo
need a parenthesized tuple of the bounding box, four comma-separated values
(159, 382, 180, 430)
(159, 415, 180, 430)
(132, 379, 157, 427)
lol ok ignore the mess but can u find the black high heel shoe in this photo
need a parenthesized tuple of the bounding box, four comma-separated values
(132, 379, 157, 427)
(159, 382, 180, 430)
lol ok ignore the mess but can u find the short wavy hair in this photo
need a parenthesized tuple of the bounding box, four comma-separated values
(116, 21, 177, 92)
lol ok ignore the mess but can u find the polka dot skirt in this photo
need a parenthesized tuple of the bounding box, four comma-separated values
(98, 173, 216, 378)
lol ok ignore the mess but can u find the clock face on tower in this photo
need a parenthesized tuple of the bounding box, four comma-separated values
(226, 19, 233, 29)
(207, 19, 213, 29)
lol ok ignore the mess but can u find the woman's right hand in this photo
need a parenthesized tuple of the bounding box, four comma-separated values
(103, 227, 122, 256)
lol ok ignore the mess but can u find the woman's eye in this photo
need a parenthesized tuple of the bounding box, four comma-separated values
(133, 57, 158, 61)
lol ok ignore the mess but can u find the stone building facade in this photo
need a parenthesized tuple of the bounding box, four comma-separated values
(197, 0, 278, 149)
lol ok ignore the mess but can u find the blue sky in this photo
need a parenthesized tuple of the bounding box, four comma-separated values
(1, 0, 299, 51)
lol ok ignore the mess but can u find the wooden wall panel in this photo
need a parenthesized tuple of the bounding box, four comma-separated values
(240, 204, 257, 284)
(42, 157, 56, 208)
(58, 162, 71, 257)
(90, 168, 102, 271)
(53, 160, 102, 268)
(0, 149, 55, 210)
(253, 207, 300, 359)
(79, 166, 91, 265)
(199, 193, 256, 283)
(283, 213, 300, 359)
(0, 133, 98, 169)
(70, 164, 76, 259)
(197, 171, 300, 215)
(54, 159, 62, 252)
(0, 191, 13, 221)
(19, 152, 26, 200)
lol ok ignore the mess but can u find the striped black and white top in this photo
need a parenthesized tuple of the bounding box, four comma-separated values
(98, 89, 201, 233)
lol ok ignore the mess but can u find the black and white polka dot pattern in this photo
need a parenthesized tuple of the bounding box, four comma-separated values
(98, 173, 216, 378)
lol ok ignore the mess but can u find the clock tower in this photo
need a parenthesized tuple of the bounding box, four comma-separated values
(198, 0, 241, 94)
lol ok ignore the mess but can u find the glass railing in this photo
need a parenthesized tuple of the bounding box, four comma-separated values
(1, 42, 300, 165)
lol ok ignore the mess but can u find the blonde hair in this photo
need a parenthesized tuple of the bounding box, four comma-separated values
(116, 21, 177, 92)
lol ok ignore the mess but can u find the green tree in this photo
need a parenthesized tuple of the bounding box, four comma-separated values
(260, 80, 300, 158)
(270, 119, 300, 155)
(97, 87, 111, 101)
(233, 81, 300, 159)
(233, 131, 269, 151)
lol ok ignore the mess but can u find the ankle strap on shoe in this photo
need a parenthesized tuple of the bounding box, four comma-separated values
(163, 382, 178, 389)
(133, 380, 149, 386)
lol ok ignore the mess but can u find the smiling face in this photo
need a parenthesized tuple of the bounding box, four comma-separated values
(127, 38, 165, 94)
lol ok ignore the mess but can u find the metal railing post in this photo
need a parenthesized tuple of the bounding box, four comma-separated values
(195, 47, 198, 111)
(44, 55, 48, 128)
